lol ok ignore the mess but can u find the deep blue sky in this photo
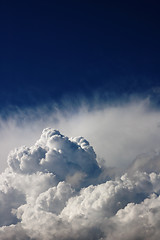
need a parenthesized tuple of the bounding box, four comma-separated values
(0, 1, 160, 112)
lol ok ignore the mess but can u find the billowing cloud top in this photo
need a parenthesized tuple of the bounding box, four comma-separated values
(0, 127, 160, 240)
(8, 128, 100, 186)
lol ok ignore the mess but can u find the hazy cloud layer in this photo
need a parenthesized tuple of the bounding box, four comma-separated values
(0, 124, 160, 239)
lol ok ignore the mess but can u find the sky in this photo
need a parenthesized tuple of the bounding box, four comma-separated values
(0, 1, 160, 240)
(0, 0, 160, 111)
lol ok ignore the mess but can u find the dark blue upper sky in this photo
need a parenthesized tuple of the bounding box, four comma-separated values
(0, 0, 160, 111)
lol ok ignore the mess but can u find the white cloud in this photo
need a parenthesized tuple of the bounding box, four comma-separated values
(108, 194, 160, 240)
(0, 98, 160, 172)
(0, 99, 160, 239)
(7, 128, 100, 187)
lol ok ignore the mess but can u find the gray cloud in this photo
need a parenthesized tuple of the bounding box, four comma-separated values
(128, 150, 160, 175)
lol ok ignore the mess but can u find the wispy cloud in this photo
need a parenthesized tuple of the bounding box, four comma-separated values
(0, 97, 160, 171)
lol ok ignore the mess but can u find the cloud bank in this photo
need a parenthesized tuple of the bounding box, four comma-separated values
(0, 122, 160, 239)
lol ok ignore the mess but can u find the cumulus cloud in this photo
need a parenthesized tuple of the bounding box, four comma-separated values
(108, 194, 160, 240)
(0, 98, 160, 239)
(0, 126, 160, 239)
(7, 128, 100, 186)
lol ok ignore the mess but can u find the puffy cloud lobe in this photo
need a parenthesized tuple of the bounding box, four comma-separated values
(35, 182, 74, 215)
(107, 194, 160, 240)
(16, 172, 160, 240)
(0, 128, 160, 239)
(0, 224, 30, 240)
(8, 128, 100, 186)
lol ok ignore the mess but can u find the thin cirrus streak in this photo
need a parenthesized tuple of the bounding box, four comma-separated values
(0, 98, 160, 239)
